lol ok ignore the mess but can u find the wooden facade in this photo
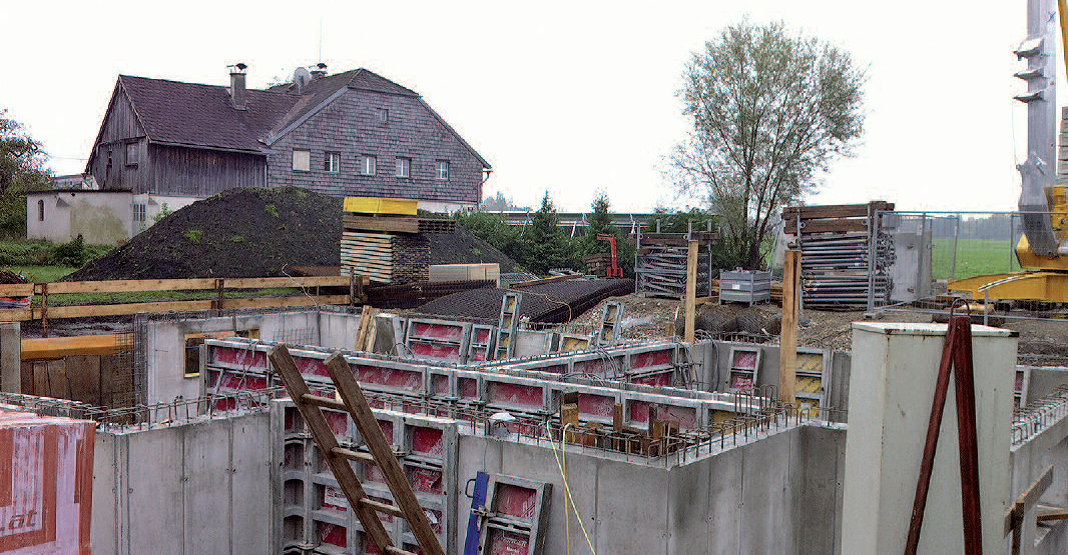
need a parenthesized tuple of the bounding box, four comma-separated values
(88, 85, 150, 194)
(150, 145, 264, 197)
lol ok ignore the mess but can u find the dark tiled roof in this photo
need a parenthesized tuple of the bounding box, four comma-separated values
(266, 70, 420, 141)
(116, 69, 481, 165)
(119, 75, 299, 152)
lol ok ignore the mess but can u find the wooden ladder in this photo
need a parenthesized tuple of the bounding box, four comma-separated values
(268, 345, 445, 555)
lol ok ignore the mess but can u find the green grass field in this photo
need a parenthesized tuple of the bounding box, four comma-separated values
(932, 238, 1017, 280)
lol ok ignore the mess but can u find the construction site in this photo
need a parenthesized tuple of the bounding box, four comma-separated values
(10, 3, 1068, 555)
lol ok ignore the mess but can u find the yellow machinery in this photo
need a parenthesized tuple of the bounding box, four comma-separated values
(949, 0, 1068, 302)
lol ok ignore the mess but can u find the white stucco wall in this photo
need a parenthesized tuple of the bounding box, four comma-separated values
(26, 190, 132, 245)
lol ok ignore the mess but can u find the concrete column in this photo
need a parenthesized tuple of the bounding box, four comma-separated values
(841, 323, 1016, 554)
(0, 322, 19, 393)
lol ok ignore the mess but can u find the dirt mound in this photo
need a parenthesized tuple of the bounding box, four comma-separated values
(69, 187, 525, 281)
(425, 227, 523, 273)
(68, 187, 342, 280)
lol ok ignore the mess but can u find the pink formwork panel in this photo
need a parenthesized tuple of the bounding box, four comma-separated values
(0, 411, 95, 555)
(627, 400, 698, 430)
(409, 341, 462, 363)
(485, 382, 544, 412)
(571, 357, 622, 377)
(576, 392, 617, 421)
(632, 372, 674, 387)
(409, 321, 464, 343)
(495, 483, 538, 521)
(410, 427, 445, 458)
(354, 364, 423, 394)
(486, 529, 531, 555)
(209, 345, 268, 370)
(628, 348, 674, 369)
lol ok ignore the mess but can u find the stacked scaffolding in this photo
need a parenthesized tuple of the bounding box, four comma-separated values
(632, 232, 717, 298)
(783, 201, 895, 310)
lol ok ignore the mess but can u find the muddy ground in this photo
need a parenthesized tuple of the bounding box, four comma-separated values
(573, 294, 1068, 363)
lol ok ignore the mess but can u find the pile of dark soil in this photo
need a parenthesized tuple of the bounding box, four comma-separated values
(68, 187, 342, 280)
(69, 187, 525, 281)
(425, 228, 523, 273)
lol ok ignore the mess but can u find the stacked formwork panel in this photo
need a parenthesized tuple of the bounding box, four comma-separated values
(272, 400, 459, 554)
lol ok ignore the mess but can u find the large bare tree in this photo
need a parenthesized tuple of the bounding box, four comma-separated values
(672, 20, 866, 269)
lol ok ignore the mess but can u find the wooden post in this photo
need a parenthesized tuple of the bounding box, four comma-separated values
(684, 240, 698, 344)
(780, 250, 801, 404)
(40, 283, 49, 338)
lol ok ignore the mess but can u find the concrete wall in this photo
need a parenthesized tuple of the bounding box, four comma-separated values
(92, 410, 271, 555)
(26, 190, 132, 245)
(455, 423, 847, 555)
(145, 311, 323, 406)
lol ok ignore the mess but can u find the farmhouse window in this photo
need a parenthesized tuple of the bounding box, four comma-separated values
(435, 160, 449, 180)
(324, 152, 341, 173)
(292, 149, 311, 171)
(360, 155, 377, 176)
(395, 158, 411, 178)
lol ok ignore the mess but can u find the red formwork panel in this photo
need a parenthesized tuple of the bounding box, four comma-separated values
(210, 345, 268, 369)
(409, 341, 462, 362)
(577, 393, 616, 420)
(629, 348, 673, 369)
(468, 347, 489, 362)
(495, 483, 538, 520)
(473, 328, 491, 344)
(571, 358, 620, 377)
(632, 372, 674, 387)
(410, 427, 444, 458)
(486, 529, 531, 555)
(324, 411, 348, 437)
(486, 382, 543, 411)
(410, 322, 465, 342)
(459, 378, 478, 399)
(406, 466, 444, 496)
(0, 413, 95, 555)
(628, 401, 698, 430)
(317, 521, 348, 547)
(431, 374, 450, 396)
(355, 365, 424, 393)
(320, 484, 348, 512)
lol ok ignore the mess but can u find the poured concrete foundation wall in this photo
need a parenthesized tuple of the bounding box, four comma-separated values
(143, 311, 358, 407)
(91, 411, 271, 555)
(456, 424, 847, 555)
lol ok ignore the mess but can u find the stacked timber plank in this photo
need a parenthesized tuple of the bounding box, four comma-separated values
(340, 197, 445, 284)
(782, 201, 895, 309)
(630, 232, 716, 299)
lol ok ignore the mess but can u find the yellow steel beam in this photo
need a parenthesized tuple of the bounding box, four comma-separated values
(951, 271, 1068, 302)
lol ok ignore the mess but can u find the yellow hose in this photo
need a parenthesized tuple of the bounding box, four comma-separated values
(545, 422, 598, 554)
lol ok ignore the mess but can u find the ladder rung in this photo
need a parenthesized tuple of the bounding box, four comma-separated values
(301, 393, 348, 412)
(332, 446, 377, 466)
(360, 497, 406, 518)
(384, 547, 419, 555)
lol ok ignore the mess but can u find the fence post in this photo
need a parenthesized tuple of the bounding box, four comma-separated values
(1009, 215, 1016, 273)
(950, 213, 960, 282)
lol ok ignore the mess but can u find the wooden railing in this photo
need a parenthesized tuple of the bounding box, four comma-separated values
(0, 275, 368, 334)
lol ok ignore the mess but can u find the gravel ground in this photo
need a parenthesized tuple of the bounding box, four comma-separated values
(571, 294, 1068, 358)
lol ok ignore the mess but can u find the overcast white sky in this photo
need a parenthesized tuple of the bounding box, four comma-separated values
(0, 0, 1052, 213)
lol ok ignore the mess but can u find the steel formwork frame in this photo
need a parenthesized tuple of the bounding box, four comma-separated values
(203, 338, 750, 434)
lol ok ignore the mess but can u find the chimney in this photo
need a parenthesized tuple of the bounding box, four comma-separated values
(229, 63, 248, 110)
(310, 62, 327, 79)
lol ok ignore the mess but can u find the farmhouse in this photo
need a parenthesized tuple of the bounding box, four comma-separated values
(27, 64, 491, 244)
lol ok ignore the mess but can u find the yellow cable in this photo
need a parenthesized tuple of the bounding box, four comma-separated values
(545, 422, 598, 554)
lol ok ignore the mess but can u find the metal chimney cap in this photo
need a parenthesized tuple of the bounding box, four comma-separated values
(228, 62, 248, 73)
